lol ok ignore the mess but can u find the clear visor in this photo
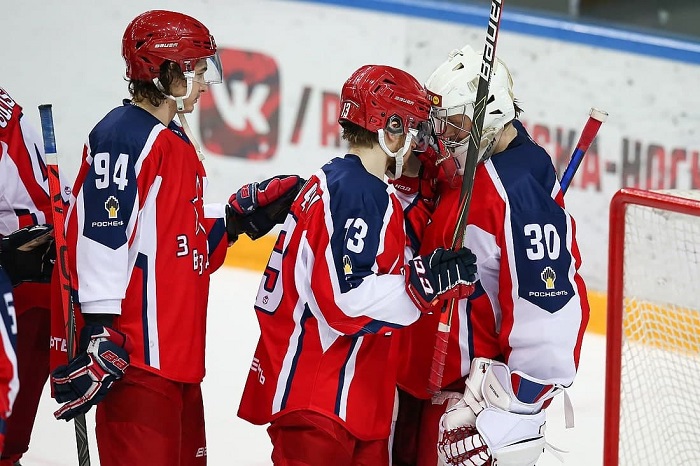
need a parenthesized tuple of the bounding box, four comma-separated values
(409, 120, 434, 153)
(385, 115, 433, 152)
(204, 54, 224, 84)
(187, 54, 224, 85)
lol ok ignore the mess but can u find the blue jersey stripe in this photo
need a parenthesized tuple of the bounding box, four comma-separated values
(335, 337, 359, 416)
(281, 305, 312, 410)
(136, 253, 150, 366)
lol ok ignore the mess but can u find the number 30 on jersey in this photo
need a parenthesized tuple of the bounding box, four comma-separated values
(524, 223, 561, 260)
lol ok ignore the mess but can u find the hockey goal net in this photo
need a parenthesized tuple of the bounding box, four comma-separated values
(604, 188, 700, 466)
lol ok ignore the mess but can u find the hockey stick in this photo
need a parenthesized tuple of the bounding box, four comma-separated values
(560, 108, 608, 193)
(39, 104, 92, 466)
(427, 0, 505, 395)
(426, 106, 607, 394)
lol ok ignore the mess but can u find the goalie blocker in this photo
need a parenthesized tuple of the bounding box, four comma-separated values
(438, 358, 571, 466)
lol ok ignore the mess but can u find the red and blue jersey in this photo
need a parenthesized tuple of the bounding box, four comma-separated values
(397, 120, 590, 398)
(0, 267, 18, 423)
(0, 86, 54, 235)
(66, 101, 228, 383)
(238, 154, 423, 440)
(0, 85, 64, 361)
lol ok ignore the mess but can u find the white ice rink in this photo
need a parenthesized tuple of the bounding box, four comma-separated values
(24, 266, 607, 465)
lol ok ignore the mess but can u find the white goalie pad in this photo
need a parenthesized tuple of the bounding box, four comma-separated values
(475, 407, 546, 466)
(480, 359, 564, 414)
(438, 358, 569, 466)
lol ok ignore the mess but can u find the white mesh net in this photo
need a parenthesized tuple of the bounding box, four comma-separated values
(617, 189, 700, 465)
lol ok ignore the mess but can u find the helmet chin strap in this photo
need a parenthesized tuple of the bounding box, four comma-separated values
(378, 129, 413, 179)
(152, 76, 204, 160)
(153, 76, 194, 112)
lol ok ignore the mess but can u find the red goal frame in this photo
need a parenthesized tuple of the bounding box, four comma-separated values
(603, 188, 700, 465)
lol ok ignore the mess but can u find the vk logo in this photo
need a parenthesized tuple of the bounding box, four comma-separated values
(199, 48, 280, 160)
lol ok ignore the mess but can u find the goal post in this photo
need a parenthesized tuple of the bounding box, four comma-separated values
(604, 188, 700, 466)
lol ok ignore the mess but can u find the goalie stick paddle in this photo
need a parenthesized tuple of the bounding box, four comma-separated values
(560, 108, 608, 193)
(39, 104, 92, 466)
(427, 0, 506, 396)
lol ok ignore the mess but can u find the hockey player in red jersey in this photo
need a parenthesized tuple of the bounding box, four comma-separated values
(0, 85, 62, 466)
(392, 45, 590, 466)
(49, 10, 303, 466)
(237, 64, 479, 466)
(0, 266, 19, 457)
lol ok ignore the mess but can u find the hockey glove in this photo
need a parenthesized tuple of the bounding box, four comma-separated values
(393, 138, 447, 210)
(226, 175, 305, 242)
(0, 224, 55, 286)
(404, 247, 477, 313)
(51, 325, 133, 421)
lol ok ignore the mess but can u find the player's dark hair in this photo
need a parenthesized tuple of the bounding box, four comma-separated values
(128, 61, 184, 107)
(340, 121, 379, 148)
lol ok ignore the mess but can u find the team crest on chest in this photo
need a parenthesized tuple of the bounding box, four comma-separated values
(105, 196, 120, 219)
(191, 174, 206, 235)
(343, 255, 353, 275)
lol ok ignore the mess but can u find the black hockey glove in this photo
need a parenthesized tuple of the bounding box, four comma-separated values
(226, 175, 305, 242)
(51, 325, 133, 421)
(0, 224, 55, 286)
(404, 247, 478, 313)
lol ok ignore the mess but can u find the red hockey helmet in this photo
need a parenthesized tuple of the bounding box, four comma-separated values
(122, 10, 218, 81)
(339, 65, 431, 138)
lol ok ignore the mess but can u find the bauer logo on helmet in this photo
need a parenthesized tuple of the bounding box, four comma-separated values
(394, 96, 415, 105)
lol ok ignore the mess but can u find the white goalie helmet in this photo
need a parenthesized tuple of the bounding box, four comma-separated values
(425, 44, 516, 166)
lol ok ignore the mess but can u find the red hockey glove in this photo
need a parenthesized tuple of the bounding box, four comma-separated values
(413, 146, 442, 210)
(226, 175, 305, 242)
(396, 138, 460, 211)
(404, 247, 477, 313)
(0, 224, 55, 286)
(51, 325, 133, 421)
(393, 144, 442, 210)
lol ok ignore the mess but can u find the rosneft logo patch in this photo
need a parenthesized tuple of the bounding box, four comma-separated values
(343, 255, 353, 275)
(105, 196, 119, 219)
(541, 266, 556, 290)
(91, 196, 124, 229)
(527, 266, 568, 299)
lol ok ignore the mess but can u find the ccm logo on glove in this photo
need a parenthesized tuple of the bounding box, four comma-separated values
(404, 247, 478, 313)
(100, 350, 128, 372)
